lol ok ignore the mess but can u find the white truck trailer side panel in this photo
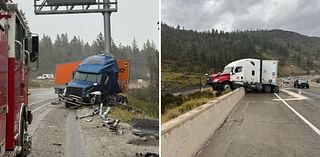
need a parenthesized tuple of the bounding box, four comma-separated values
(261, 60, 278, 85)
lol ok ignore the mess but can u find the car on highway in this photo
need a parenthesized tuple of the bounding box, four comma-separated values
(282, 78, 290, 84)
(294, 79, 309, 88)
(36, 74, 54, 80)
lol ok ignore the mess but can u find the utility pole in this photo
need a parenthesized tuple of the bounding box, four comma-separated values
(103, 0, 111, 53)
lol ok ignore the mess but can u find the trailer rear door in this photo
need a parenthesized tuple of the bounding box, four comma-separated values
(262, 60, 278, 84)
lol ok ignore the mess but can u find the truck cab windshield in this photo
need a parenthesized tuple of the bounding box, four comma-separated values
(74, 72, 101, 83)
(223, 67, 233, 73)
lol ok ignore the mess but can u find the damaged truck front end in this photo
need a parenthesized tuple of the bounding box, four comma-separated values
(58, 53, 126, 107)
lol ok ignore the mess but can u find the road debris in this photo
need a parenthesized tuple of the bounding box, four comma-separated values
(52, 143, 62, 146)
(75, 105, 159, 156)
(85, 119, 93, 122)
(132, 118, 159, 138)
(51, 101, 61, 105)
(135, 152, 159, 157)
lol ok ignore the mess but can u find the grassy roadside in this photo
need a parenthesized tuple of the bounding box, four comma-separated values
(161, 71, 208, 90)
(161, 89, 230, 123)
(162, 97, 211, 123)
(110, 96, 159, 123)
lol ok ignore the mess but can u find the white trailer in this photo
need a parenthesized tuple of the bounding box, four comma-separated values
(227, 58, 279, 93)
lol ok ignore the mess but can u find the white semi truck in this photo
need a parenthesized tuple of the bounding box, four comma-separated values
(225, 58, 279, 93)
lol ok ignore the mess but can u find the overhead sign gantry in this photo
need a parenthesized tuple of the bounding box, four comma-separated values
(33, 0, 118, 53)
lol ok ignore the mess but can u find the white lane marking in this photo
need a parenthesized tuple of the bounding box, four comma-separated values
(273, 98, 307, 101)
(273, 89, 308, 101)
(29, 96, 56, 106)
(274, 93, 320, 136)
(31, 101, 53, 113)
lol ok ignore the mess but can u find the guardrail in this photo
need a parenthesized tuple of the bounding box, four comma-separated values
(161, 88, 245, 157)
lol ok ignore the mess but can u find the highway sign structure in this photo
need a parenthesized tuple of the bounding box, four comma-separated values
(34, 0, 118, 53)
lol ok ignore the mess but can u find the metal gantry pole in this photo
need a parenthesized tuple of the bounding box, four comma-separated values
(33, 0, 117, 53)
(103, 0, 111, 53)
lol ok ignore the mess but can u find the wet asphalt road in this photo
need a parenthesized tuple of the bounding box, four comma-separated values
(197, 86, 320, 157)
(28, 88, 83, 157)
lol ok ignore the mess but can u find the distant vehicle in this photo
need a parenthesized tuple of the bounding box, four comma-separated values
(282, 78, 290, 84)
(36, 74, 54, 80)
(207, 58, 279, 93)
(294, 79, 309, 88)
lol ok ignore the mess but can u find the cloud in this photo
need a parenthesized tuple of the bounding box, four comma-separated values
(162, 0, 320, 37)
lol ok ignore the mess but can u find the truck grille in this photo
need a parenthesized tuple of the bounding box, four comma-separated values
(66, 87, 83, 97)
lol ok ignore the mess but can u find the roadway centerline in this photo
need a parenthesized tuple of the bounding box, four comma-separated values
(29, 96, 56, 106)
(274, 93, 320, 136)
(31, 101, 53, 113)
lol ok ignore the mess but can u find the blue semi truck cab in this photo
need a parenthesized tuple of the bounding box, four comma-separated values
(62, 53, 125, 107)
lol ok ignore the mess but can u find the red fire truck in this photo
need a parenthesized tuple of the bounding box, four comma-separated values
(0, 1, 39, 156)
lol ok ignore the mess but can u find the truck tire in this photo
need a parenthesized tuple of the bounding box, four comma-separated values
(263, 85, 272, 93)
(272, 86, 279, 93)
(17, 117, 27, 157)
(223, 83, 231, 91)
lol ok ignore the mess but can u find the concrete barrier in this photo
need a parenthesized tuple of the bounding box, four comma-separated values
(161, 88, 245, 157)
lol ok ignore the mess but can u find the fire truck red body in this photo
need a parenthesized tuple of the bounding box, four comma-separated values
(0, 1, 39, 156)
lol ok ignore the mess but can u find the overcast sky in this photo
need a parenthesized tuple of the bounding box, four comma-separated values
(162, 0, 320, 37)
(16, 0, 159, 48)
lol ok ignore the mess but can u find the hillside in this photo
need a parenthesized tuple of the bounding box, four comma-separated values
(161, 23, 320, 89)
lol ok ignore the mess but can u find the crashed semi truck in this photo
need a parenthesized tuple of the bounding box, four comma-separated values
(207, 58, 279, 93)
(0, 2, 39, 157)
(56, 53, 130, 107)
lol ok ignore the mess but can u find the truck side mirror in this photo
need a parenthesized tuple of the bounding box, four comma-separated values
(30, 36, 39, 62)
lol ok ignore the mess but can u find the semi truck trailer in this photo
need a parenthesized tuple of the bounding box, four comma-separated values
(208, 58, 279, 93)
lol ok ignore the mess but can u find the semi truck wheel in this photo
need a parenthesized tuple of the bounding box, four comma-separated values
(263, 85, 272, 93)
(223, 83, 231, 91)
(273, 86, 279, 93)
(17, 117, 26, 157)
